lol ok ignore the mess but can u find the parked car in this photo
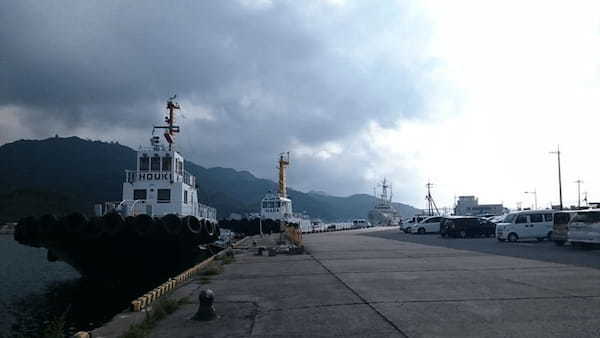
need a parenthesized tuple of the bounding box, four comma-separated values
(489, 215, 506, 224)
(411, 216, 444, 234)
(568, 209, 600, 248)
(496, 210, 554, 242)
(551, 211, 576, 246)
(440, 216, 496, 238)
(401, 215, 426, 233)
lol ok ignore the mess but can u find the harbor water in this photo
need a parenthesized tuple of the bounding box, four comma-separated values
(0, 235, 139, 337)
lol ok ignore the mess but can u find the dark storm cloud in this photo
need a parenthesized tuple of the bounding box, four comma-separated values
(0, 0, 434, 197)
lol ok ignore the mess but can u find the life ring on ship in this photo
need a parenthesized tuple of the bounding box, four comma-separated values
(161, 214, 183, 235)
(103, 211, 125, 236)
(183, 216, 202, 234)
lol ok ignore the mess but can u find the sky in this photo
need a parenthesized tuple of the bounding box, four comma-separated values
(1, 0, 600, 210)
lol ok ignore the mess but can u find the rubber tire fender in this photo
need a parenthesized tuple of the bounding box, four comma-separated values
(103, 211, 125, 237)
(183, 216, 202, 234)
(63, 212, 87, 234)
(133, 214, 154, 238)
(162, 214, 183, 236)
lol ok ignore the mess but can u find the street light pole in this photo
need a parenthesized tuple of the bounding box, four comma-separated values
(525, 190, 538, 210)
(550, 146, 563, 210)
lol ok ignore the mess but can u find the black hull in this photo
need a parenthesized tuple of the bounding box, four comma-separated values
(14, 213, 220, 285)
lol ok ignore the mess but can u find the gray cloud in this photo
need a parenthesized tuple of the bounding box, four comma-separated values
(0, 0, 435, 199)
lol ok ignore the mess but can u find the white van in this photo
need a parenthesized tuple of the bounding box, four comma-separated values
(411, 216, 444, 234)
(496, 210, 554, 242)
(352, 219, 370, 229)
(568, 209, 600, 248)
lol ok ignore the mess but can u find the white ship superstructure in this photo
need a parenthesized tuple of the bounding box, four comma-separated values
(259, 153, 311, 230)
(119, 96, 216, 221)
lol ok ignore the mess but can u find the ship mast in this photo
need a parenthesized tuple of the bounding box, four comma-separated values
(379, 178, 392, 205)
(278, 152, 290, 198)
(153, 95, 181, 151)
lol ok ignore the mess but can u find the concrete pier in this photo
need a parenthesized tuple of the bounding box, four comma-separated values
(144, 228, 600, 337)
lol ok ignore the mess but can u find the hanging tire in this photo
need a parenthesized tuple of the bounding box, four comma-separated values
(103, 212, 125, 237)
(63, 212, 87, 234)
(82, 217, 104, 240)
(15, 216, 36, 244)
(183, 216, 202, 234)
(133, 214, 154, 238)
(162, 214, 183, 235)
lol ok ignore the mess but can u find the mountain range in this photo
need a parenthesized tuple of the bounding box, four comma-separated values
(0, 136, 420, 222)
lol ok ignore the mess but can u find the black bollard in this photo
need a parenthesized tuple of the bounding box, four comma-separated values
(193, 289, 217, 321)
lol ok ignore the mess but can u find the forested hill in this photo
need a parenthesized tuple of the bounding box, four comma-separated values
(0, 136, 420, 221)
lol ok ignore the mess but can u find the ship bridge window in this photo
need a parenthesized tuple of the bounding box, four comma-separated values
(157, 189, 171, 203)
(139, 154, 149, 171)
(151, 154, 161, 171)
(162, 155, 172, 171)
(134, 189, 147, 200)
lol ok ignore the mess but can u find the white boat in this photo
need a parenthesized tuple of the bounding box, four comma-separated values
(15, 96, 220, 282)
(368, 178, 400, 226)
(259, 153, 311, 231)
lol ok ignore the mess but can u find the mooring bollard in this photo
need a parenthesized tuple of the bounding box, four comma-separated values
(193, 289, 217, 321)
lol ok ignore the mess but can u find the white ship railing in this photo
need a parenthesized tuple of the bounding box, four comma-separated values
(198, 203, 217, 221)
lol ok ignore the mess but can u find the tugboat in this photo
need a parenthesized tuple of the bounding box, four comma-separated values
(368, 178, 400, 226)
(14, 96, 219, 284)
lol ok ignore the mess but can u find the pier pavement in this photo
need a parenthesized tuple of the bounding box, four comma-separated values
(149, 227, 600, 337)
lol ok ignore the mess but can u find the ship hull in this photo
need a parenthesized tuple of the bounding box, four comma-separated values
(15, 213, 220, 285)
(368, 208, 400, 226)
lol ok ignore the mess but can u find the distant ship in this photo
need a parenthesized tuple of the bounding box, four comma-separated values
(15, 96, 220, 283)
(258, 153, 311, 232)
(368, 178, 400, 226)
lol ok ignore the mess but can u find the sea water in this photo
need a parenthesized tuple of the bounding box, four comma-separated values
(0, 235, 80, 336)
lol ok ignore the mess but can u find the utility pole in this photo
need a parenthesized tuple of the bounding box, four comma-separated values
(574, 179, 583, 208)
(550, 146, 563, 210)
(425, 182, 440, 216)
(524, 189, 538, 210)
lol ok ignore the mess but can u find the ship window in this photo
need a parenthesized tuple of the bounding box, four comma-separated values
(133, 189, 147, 200)
(157, 189, 171, 203)
(139, 155, 149, 171)
(151, 155, 160, 171)
(184, 190, 188, 204)
(162, 156, 172, 171)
